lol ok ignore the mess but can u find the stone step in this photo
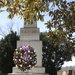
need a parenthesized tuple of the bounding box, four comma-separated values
(13, 67, 45, 73)
(8, 73, 49, 75)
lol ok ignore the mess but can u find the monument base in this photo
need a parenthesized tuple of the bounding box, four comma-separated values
(8, 67, 49, 75)
(8, 73, 49, 75)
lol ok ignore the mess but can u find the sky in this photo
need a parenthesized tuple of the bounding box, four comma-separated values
(0, 11, 49, 39)
(0, 0, 75, 68)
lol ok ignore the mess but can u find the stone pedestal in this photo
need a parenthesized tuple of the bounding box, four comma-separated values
(8, 66, 48, 75)
(8, 22, 49, 75)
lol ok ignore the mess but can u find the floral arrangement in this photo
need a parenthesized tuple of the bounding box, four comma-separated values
(13, 45, 37, 71)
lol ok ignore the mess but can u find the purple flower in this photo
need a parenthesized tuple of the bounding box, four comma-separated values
(25, 46, 29, 50)
(22, 46, 29, 51)
(22, 46, 26, 50)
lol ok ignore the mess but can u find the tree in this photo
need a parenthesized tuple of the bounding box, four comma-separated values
(0, 21, 14, 37)
(45, 1, 75, 59)
(45, 1, 75, 38)
(0, 19, 21, 39)
(44, 1, 75, 67)
(0, 0, 68, 24)
(40, 32, 75, 75)
(0, 31, 19, 74)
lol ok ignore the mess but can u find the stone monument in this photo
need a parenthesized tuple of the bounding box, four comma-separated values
(8, 21, 49, 75)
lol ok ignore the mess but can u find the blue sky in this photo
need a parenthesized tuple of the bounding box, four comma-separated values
(0, 11, 49, 39)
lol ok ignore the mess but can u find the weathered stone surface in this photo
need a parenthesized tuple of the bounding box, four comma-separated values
(20, 28, 40, 41)
(8, 73, 49, 75)
(13, 67, 45, 73)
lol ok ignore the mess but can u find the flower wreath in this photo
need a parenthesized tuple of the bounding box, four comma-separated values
(13, 45, 37, 71)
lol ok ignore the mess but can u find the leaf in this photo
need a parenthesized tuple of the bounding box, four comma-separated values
(19, 0, 23, 3)
(39, 15, 44, 21)
(8, 14, 14, 19)
(54, 42, 58, 47)
(34, 2, 38, 5)
(4, 0, 7, 5)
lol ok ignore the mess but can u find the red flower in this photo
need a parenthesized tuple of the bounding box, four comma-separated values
(18, 55, 20, 58)
(24, 66, 26, 69)
(24, 50, 26, 52)
(30, 54, 32, 57)
(31, 64, 35, 66)
(20, 46, 22, 48)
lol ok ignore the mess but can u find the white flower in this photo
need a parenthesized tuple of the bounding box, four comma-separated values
(16, 52, 18, 54)
(30, 57, 32, 59)
(15, 59, 16, 61)
(25, 62, 27, 64)
(16, 65, 18, 67)
(21, 56, 22, 58)
(19, 59, 21, 61)
(34, 61, 37, 63)
(29, 65, 31, 67)
(28, 55, 30, 57)
(34, 50, 36, 52)
(20, 53, 22, 55)
(28, 50, 30, 53)
(20, 48, 22, 50)
(20, 65, 22, 67)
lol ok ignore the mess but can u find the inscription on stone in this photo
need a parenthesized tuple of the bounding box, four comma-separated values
(21, 29, 38, 33)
